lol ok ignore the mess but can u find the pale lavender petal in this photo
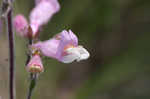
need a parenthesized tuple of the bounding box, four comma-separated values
(55, 30, 72, 59)
(56, 30, 79, 62)
(13, 14, 28, 37)
(32, 39, 60, 59)
(58, 30, 71, 45)
(35, 0, 60, 12)
(68, 30, 78, 46)
(30, 1, 53, 28)
(60, 30, 78, 46)
(30, 0, 60, 29)
(48, 0, 60, 12)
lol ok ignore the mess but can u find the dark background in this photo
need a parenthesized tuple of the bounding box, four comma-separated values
(1, 0, 150, 99)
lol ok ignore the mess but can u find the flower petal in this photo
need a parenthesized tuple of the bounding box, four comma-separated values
(61, 47, 80, 63)
(68, 30, 78, 46)
(30, 0, 60, 29)
(32, 39, 60, 59)
(76, 46, 90, 62)
(13, 14, 28, 37)
(55, 30, 73, 59)
(35, 0, 60, 12)
(62, 46, 90, 63)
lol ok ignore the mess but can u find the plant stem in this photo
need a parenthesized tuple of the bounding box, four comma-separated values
(25, 38, 32, 65)
(27, 73, 37, 99)
(5, 2, 16, 99)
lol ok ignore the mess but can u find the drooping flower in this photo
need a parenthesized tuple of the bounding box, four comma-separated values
(31, 30, 90, 63)
(26, 54, 44, 73)
(13, 14, 29, 37)
(30, 0, 60, 34)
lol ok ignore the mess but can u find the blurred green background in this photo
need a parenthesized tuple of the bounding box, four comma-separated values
(1, 0, 150, 99)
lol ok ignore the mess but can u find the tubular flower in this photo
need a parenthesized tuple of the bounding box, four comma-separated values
(26, 54, 44, 73)
(13, 14, 29, 37)
(30, 0, 60, 34)
(31, 30, 90, 63)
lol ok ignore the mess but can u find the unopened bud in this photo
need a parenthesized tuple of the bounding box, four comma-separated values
(26, 55, 44, 73)
(13, 14, 29, 37)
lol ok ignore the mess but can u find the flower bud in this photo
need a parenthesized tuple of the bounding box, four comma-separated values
(26, 55, 44, 73)
(13, 14, 29, 37)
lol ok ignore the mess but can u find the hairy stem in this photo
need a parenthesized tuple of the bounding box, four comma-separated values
(5, 2, 16, 99)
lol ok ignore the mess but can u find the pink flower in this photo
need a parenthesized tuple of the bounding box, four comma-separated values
(13, 14, 29, 37)
(31, 30, 90, 63)
(30, 0, 60, 34)
(14, 0, 60, 38)
(35, 0, 60, 12)
(26, 55, 44, 73)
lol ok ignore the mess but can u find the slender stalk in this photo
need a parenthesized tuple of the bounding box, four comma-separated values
(5, 3, 16, 99)
(27, 73, 37, 99)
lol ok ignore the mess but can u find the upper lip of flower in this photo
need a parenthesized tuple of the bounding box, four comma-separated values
(53, 30, 90, 63)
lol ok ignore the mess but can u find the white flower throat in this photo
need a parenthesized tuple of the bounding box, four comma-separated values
(62, 46, 90, 63)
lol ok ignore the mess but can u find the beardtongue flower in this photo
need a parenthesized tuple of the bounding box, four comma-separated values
(26, 54, 44, 73)
(31, 30, 90, 63)
(13, 14, 29, 37)
(30, 0, 60, 34)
